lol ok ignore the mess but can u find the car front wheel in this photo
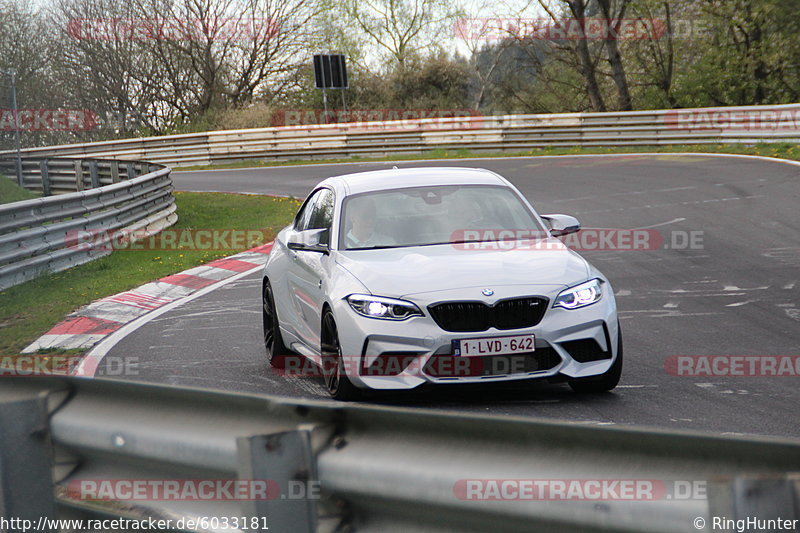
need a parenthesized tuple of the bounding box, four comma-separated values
(262, 280, 289, 367)
(320, 309, 360, 401)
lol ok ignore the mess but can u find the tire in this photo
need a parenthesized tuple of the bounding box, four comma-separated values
(320, 309, 360, 401)
(568, 324, 623, 393)
(262, 280, 289, 368)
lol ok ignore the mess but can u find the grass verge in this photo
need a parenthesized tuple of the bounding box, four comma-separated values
(0, 175, 40, 204)
(0, 191, 300, 355)
(176, 143, 800, 172)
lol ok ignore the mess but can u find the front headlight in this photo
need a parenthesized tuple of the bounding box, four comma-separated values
(346, 294, 423, 320)
(553, 279, 603, 309)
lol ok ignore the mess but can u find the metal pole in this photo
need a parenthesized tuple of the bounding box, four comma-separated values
(0, 385, 59, 527)
(7, 70, 23, 187)
(322, 88, 329, 124)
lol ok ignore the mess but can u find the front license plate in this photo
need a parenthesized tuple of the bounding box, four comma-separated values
(453, 334, 535, 357)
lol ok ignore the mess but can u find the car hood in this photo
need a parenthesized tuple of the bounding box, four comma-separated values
(335, 240, 590, 298)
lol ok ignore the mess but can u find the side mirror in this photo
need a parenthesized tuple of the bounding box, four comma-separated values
(287, 228, 329, 254)
(541, 214, 581, 237)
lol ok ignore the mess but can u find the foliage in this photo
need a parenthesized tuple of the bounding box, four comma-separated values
(1, 0, 799, 150)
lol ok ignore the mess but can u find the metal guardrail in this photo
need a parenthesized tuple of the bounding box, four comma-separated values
(1, 377, 798, 533)
(0, 157, 158, 196)
(1, 104, 798, 168)
(0, 157, 176, 290)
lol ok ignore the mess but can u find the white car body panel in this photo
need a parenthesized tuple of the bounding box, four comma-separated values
(336, 243, 591, 298)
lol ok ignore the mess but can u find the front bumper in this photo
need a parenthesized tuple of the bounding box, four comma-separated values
(331, 287, 619, 390)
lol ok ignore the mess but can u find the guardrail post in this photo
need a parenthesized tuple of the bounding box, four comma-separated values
(709, 475, 800, 522)
(0, 383, 62, 532)
(237, 429, 319, 533)
(73, 160, 84, 191)
(126, 162, 135, 180)
(39, 159, 51, 197)
(110, 161, 120, 183)
(89, 160, 100, 188)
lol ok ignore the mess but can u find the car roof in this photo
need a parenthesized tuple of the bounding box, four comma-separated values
(319, 167, 509, 196)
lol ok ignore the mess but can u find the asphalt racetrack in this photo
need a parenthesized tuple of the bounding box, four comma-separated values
(99, 154, 800, 439)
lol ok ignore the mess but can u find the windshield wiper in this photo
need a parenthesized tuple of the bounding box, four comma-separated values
(412, 239, 499, 247)
(347, 245, 400, 250)
(446, 239, 494, 245)
(347, 238, 528, 250)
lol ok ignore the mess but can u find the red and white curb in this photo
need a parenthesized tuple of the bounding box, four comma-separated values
(22, 242, 273, 355)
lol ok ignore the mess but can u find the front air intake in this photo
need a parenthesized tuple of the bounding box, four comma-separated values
(428, 297, 548, 332)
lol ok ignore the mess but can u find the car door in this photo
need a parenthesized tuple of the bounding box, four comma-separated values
(287, 188, 335, 351)
(276, 189, 319, 340)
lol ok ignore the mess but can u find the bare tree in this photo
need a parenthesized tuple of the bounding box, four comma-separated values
(1, 0, 97, 146)
(531, 0, 608, 111)
(454, 0, 517, 110)
(595, 0, 632, 110)
(340, 0, 465, 68)
(54, 0, 323, 133)
(622, 0, 700, 108)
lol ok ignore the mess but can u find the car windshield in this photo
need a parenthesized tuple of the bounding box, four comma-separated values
(339, 184, 545, 250)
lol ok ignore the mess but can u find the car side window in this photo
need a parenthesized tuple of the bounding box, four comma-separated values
(306, 189, 335, 245)
(294, 190, 323, 231)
